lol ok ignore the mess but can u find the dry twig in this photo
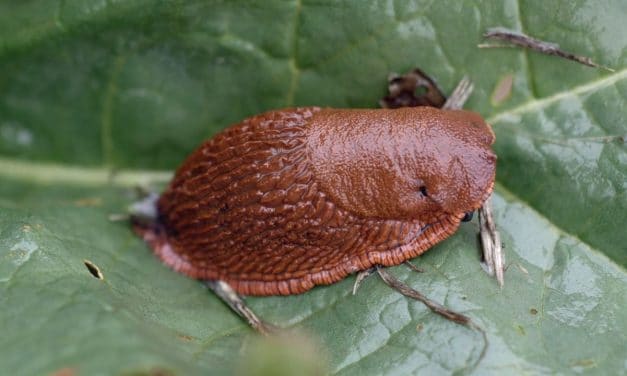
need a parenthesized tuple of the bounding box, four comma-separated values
(480, 27, 614, 72)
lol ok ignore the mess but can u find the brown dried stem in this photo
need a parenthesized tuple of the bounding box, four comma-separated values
(478, 201, 505, 287)
(481, 27, 614, 72)
(376, 267, 488, 371)
(205, 280, 276, 336)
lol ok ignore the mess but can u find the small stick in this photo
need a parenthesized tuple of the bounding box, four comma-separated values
(376, 267, 488, 370)
(442, 76, 474, 110)
(478, 201, 505, 287)
(481, 27, 614, 72)
(352, 268, 375, 295)
(205, 280, 276, 336)
(404, 261, 424, 273)
(377, 267, 477, 326)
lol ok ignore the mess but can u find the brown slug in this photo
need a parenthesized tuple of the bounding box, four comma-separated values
(135, 106, 496, 296)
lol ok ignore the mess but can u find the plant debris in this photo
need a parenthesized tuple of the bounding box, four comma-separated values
(380, 68, 447, 109)
(480, 27, 614, 72)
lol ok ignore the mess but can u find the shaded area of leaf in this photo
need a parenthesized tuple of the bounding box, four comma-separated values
(1, 181, 626, 375)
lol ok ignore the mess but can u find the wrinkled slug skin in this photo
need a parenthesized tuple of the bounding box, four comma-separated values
(136, 107, 496, 296)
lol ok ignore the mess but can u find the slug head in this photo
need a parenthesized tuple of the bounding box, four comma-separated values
(399, 109, 496, 221)
(308, 107, 496, 223)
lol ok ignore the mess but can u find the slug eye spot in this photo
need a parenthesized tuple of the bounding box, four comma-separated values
(418, 186, 429, 198)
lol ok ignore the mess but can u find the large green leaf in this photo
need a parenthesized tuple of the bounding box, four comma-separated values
(1, 1, 625, 375)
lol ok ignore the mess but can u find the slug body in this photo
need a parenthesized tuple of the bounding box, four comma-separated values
(136, 107, 496, 296)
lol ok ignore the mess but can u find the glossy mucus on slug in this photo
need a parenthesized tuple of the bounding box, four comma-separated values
(134, 106, 496, 296)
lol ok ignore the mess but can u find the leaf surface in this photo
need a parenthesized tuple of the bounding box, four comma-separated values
(1, 1, 626, 375)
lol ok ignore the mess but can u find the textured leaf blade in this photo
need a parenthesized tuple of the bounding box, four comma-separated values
(1, 1, 626, 375)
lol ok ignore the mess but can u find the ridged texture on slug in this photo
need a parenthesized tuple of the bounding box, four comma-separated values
(135, 106, 496, 296)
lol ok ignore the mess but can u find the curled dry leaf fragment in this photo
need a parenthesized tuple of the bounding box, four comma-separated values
(380, 68, 446, 108)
